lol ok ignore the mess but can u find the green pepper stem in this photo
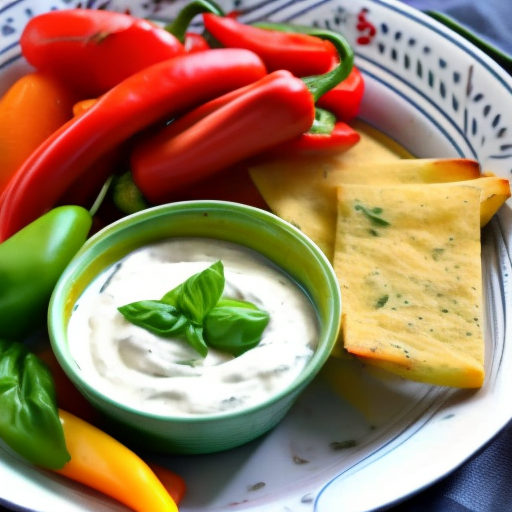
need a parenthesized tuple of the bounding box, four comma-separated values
(310, 107, 336, 134)
(253, 22, 355, 102)
(165, 0, 225, 43)
(89, 175, 113, 217)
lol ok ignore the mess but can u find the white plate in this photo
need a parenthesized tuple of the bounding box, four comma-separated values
(1, 0, 512, 511)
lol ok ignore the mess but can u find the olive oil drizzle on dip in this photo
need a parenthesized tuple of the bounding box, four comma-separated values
(68, 238, 319, 416)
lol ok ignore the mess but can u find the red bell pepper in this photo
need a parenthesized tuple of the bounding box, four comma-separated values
(0, 49, 266, 241)
(131, 70, 315, 204)
(203, 13, 338, 77)
(317, 66, 365, 122)
(20, 9, 186, 96)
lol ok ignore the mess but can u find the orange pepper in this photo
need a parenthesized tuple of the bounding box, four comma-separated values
(0, 72, 78, 196)
(72, 98, 98, 117)
(55, 410, 180, 512)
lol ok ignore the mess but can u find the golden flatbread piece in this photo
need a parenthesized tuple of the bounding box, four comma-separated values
(333, 183, 484, 388)
(479, 174, 511, 225)
(250, 156, 487, 260)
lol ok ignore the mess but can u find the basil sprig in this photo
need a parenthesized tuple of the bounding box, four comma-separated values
(204, 298, 271, 356)
(0, 340, 70, 470)
(118, 261, 270, 358)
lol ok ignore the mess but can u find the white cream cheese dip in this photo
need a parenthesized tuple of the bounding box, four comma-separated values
(68, 238, 319, 416)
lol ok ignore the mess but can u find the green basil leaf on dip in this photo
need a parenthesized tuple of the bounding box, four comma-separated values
(184, 323, 208, 358)
(214, 298, 260, 310)
(205, 299, 270, 357)
(118, 260, 270, 358)
(162, 260, 224, 324)
(117, 300, 189, 337)
(0, 340, 70, 469)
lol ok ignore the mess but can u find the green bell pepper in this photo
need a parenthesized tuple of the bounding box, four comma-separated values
(0, 205, 92, 340)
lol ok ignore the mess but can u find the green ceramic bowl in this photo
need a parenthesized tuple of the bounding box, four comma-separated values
(49, 200, 341, 454)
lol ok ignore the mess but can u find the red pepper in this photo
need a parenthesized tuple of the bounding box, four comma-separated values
(201, 14, 364, 120)
(317, 66, 365, 122)
(141, 81, 359, 159)
(58, 148, 124, 210)
(20, 9, 185, 96)
(56, 98, 125, 209)
(131, 70, 315, 204)
(249, 20, 364, 121)
(203, 13, 338, 77)
(128, 24, 355, 205)
(262, 120, 360, 156)
(184, 32, 211, 53)
(0, 49, 266, 241)
(170, 163, 269, 210)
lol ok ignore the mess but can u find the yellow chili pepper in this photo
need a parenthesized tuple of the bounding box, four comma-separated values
(54, 410, 179, 512)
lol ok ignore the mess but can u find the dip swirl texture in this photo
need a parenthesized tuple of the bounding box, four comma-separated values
(68, 238, 319, 416)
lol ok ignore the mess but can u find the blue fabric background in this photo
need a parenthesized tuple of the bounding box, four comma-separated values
(400, 0, 512, 55)
(388, 3, 512, 511)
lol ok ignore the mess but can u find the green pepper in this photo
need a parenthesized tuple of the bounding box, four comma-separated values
(0, 205, 92, 340)
(111, 171, 149, 215)
(0, 339, 70, 469)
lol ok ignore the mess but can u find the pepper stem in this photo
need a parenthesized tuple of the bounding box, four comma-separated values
(165, 0, 225, 43)
(253, 22, 355, 102)
(89, 176, 114, 218)
(310, 108, 336, 134)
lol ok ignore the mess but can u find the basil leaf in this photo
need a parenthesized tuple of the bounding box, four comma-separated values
(0, 340, 70, 469)
(204, 304, 270, 356)
(162, 260, 225, 324)
(118, 261, 271, 359)
(184, 323, 208, 358)
(215, 298, 259, 310)
(118, 300, 189, 337)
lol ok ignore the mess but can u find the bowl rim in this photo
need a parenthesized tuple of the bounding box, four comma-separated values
(48, 199, 343, 423)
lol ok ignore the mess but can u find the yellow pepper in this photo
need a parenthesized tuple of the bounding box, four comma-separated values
(54, 410, 179, 512)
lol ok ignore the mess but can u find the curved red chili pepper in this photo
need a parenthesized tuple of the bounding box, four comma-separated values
(261, 120, 360, 156)
(203, 13, 338, 77)
(0, 49, 267, 241)
(20, 9, 186, 96)
(316, 66, 365, 122)
(131, 70, 315, 204)
(144, 79, 360, 160)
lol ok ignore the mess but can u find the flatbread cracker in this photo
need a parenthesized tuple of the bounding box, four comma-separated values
(250, 157, 489, 260)
(333, 183, 484, 388)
